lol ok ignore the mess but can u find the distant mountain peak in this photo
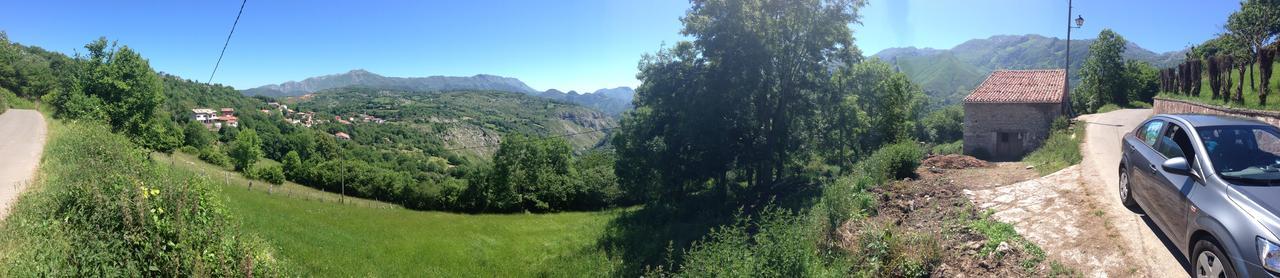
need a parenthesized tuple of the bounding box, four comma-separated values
(241, 70, 537, 97)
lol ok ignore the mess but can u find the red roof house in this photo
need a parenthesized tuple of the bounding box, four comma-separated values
(962, 69, 1067, 161)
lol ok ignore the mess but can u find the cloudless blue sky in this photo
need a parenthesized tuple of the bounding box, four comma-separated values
(0, 0, 1239, 92)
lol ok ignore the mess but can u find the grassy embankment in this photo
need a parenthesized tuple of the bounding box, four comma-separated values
(1023, 119, 1084, 176)
(0, 112, 284, 276)
(154, 150, 622, 276)
(1158, 61, 1280, 111)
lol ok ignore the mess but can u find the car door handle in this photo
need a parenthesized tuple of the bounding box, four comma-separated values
(1149, 164, 1158, 173)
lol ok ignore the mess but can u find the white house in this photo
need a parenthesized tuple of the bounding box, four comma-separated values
(192, 108, 217, 124)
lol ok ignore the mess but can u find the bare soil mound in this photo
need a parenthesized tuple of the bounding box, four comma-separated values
(922, 154, 989, 169)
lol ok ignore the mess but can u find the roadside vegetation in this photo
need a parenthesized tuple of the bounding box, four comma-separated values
(1155, 0, 1280, 111)
(1024, 117, 1083, 176)
(0, 119, 285, 276)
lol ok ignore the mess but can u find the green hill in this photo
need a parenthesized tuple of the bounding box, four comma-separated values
(293, 87, 616, 157)
(876, 34, 1187, 106)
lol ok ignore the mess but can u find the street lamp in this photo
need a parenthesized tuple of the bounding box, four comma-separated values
(1065, 0, 1084, 116)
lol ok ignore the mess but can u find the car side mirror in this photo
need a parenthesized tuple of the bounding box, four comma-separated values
(1162, 157, 1192, 176)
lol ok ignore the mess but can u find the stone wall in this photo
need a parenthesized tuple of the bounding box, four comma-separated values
(1152, 97, 1280, 127)
(963, 102, 1062, 161)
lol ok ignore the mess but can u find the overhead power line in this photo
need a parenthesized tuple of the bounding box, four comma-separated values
(444, 126, 618, 151)
(208, 0, 248, 84)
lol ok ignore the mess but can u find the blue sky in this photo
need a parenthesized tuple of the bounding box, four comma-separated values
(0, 0, 1239, 92)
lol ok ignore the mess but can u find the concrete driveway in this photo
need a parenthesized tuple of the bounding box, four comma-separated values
(1078, 108, 1190, 277)
(0, 109, 47, 220)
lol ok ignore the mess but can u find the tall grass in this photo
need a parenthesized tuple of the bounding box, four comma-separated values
(1023, 121, 1083, 176)
(0, 121, 285, 276)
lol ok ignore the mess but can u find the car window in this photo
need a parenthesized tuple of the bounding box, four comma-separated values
(1138, 120, 1165, 147)
(1198, 125, 1280, 182)
(1156, 124, 1194, 164)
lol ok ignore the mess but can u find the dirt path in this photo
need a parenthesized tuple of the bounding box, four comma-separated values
(0, 109, 47, 220)
(1077, 109, 1189, 277)
(955, 108, 1194, 277)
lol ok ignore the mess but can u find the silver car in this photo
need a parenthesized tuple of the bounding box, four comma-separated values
(1120, 114, 1280, 278)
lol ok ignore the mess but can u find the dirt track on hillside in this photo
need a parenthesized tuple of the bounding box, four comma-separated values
(0, 109, 47, 220)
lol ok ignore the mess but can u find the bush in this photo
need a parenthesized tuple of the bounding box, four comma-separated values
(860, 142, 924, 182)
(920, 105, 963, 143)
(256, 164, 285, 185)
(177, 145, 198, 154)
(198, 146, 232, 168)
(930, 140, 962, 155)
(1131, 101, 1152, 108)
(1096, 103, 1123, 114)
(0, 122, 284, 276)
(661, 207, 848, 277)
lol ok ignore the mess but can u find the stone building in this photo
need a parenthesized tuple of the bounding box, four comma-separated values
(962, 69, 1066, 161)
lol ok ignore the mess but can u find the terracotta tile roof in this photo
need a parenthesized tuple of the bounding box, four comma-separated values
(963, 69, 1066, 104)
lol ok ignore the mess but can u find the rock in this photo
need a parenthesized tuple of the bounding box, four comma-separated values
(996, 241, 1012, 256)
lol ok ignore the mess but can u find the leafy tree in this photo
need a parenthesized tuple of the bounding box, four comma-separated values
(1075, 29, 1130, 113)
(920, 105, 963, 143)
(228, 128, 263, 172)
(183, 121, 213, 149)
(282, 150, 303, 179)
(136, 113, 183, 153)
(479, 134, 575, 212)
(615, 0, 868, 204)
(1227, 0, 1280, 104)
(1124, 60, 1159, 103)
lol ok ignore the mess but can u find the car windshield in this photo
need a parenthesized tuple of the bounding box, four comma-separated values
(1198, 125, 1280, 183)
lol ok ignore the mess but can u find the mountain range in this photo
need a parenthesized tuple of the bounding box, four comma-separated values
(242, 69, 635, 115)
(872, 34, 1188, 107)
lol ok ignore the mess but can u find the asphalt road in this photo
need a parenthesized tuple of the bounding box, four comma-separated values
(0, 109, 47, 220)
(1078, 108, 1191, 277)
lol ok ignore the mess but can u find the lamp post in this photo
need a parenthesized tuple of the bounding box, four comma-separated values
(1065, 0, 1084, 116)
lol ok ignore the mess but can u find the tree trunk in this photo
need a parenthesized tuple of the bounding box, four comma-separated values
(1238, 63, 1248, 104)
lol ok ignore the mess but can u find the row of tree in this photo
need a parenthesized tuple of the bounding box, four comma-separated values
(1164, 0, 1280, 105)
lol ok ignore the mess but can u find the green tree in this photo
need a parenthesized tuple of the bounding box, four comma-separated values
(615, 0, 868, 203)
(1125, 60, 1159, 103)
(1227, 0, 1280, 104)
(228, 128, 263, 172)
(282, 150, 303, 179)
(183, 121, 213, 149)
(1076, 29, 1130, 113)
(920, 105, 964, 143)
(481, 134, 575, 212)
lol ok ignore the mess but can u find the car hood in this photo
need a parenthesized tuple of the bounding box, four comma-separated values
(1227, 184, 1280, 239)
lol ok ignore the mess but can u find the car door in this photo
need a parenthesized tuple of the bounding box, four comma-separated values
(1147, 123, 1197, 235)
(1128, 119, 1166, 213)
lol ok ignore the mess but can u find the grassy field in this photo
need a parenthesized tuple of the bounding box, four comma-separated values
(1159, 61, 1280, 111)
(157, 151, 622, 277)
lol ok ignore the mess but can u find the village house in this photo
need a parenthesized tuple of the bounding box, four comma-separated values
(218, 108, 239, 128)
(191, 108, 217, 124)
(334, 132, 351, 140)
(962, 69, 1066, 161)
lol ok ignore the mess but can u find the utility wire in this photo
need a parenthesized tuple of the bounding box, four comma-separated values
(208, 0, 248, 84)
(445, 126, 618, 151)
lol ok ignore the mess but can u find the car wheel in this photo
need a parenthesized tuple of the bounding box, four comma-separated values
(1119, 166, 1140, 211)
(1193, 239, 1237, 278)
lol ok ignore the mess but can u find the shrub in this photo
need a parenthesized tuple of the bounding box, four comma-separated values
(860, 142, 924, 182)
(256, 164, 285, 185)
(177, 145, 198, 154)
(850, 220, 942, 277)
(664, 207, 843, 277)
(0, 122, 284, 276)
(198, 146, 232, 168)
(1096, 103, 1123, 114)
(930, 140, 962, 155)
(1131, 101, 1152, 108)
(920, 105, 963, 143)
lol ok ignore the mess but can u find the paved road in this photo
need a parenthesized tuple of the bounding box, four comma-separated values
(0, 109, 47, 220)
(1078, 109, 1190, 277)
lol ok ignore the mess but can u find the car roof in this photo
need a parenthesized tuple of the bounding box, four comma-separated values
(1158, 114, 1270, 128)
